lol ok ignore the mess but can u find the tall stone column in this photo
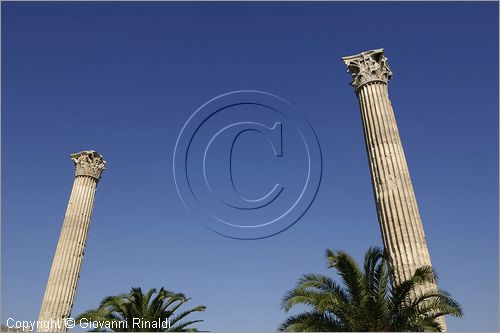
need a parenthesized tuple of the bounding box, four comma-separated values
(342, 49, 446, 330)
(38, 151, 106, 332)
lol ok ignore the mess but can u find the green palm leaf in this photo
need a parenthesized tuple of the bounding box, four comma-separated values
(279, 246, 462, 332)
(76, 287, 206, 332)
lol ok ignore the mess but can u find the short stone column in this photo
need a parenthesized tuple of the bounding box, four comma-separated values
(38, 151, 106, 332)
(342, 49, 446, 330)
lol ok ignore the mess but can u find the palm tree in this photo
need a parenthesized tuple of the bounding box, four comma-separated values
(279, 247, 462, 332)
(76, 287, 206, 332)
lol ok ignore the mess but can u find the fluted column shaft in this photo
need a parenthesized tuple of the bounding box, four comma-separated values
(343, 49, 446, 330)
(38, 151, 105, 332)
(357, 81, 432, 283)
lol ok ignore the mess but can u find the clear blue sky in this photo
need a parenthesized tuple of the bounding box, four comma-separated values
(2, 2, 498, 331)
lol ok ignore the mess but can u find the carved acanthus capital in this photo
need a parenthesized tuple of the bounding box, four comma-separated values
(342, 48, 392, 90)
(71, 150, 106, 181)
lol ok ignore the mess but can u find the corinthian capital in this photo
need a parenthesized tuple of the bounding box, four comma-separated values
(71, 150, 106, 181)
(342, 48, 392, 90)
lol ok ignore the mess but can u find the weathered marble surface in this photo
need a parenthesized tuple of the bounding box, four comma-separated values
(343, 49, 446, 330)
(38, 151, 105, 332)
